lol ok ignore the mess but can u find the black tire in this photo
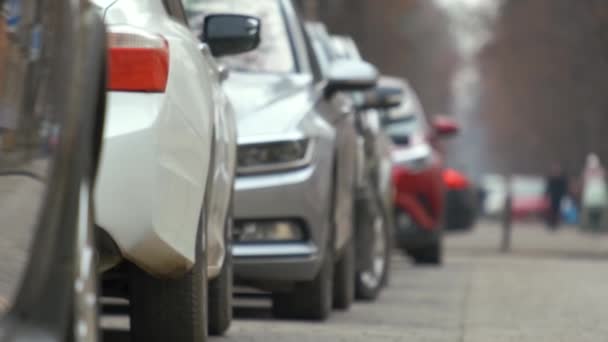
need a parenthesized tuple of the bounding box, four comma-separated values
(128, 216, 208, 342)
(208, 212, 233, 335)
(272, 246, 333, 321)
(355, 197, 390, 301)
(412, 240, 442, 265)
(333, 237, 355, 310)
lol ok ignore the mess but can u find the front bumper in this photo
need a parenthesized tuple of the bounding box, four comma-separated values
(233, 162, 333, 284)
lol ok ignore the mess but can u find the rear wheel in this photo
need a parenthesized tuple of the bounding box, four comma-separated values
(208, 209, 233, 335)
(128, 214, 208, 342)
(332, 237, 355, 310)
(272, 244, 333, 321)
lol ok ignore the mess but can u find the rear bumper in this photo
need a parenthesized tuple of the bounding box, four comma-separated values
(94, 92, 208, 278)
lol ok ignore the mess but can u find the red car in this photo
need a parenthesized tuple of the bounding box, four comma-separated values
(381, 79, 458, 265)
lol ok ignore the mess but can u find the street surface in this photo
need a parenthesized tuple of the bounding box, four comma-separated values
(103, 221, 608, 341)
(0, 170, 46, 315)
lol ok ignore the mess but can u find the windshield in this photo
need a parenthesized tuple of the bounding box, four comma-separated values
(183, 0, 296, 73)
(382, 101, 425, 146)
(383, 115, 420, 143)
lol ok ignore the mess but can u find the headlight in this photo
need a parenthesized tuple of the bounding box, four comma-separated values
(237, 139, 312, 174)
(391, 143, 433, 172)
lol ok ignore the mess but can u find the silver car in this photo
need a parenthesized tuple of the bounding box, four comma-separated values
(307, 23, 398, 300)
(185, 0, 378, 320)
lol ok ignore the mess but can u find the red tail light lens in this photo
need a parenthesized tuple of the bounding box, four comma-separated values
(443, 168, 470, 190)
(107, 26, 169, 92)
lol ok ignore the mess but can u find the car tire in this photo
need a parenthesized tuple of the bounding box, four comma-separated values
(332, 237, 355, 310)
(272, 245, 334, 321)
(128, 214, 208, 342)
(208, 209, 233, 336)
(355, 198, 390, 301)
(412, 240, 442, 265)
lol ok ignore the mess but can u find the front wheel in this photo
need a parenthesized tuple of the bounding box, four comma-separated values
(355, 199, 390, 301)
(128, 214, 208, 342)
(208, 212, 233, 335)
(272, 244, 334, 321)
(333, 237, 355, 310)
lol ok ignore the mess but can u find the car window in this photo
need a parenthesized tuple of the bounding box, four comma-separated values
(299, 22, 322, 81)
(164, 0, 189, 24)
(382, 92, 428, 143)
(182, 0, 297, 74)
(383, 114, 422, 143)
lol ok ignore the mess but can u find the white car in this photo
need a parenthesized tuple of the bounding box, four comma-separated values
(91, 0, 260, 340)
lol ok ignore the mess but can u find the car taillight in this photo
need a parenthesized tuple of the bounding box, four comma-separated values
(107, 26, 169, 92)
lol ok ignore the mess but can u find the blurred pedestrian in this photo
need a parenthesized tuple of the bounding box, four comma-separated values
(544, 163, 568, 229)
(581, 154, 608, 231)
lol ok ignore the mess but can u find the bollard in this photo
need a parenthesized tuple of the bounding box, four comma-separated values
(501, 191, 513, 253)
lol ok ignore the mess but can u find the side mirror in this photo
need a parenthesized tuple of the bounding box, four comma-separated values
(358, 84, 403, 110)
(432, 115, 459, 137)
(203, 14, 261, 57)
(324, 60, 378, 98)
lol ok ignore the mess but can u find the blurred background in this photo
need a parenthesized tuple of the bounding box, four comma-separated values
(295, 0, 608, 179)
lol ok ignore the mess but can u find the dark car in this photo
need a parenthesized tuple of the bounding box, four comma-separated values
(0, 0, 105, 340)
(443, 168, 478, 232)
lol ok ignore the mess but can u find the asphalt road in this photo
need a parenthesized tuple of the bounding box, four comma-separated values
(102, 222, 608, 341)
(0, 172, 45, 315)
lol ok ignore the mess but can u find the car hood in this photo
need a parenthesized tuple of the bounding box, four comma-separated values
(224, 72, 316, 140)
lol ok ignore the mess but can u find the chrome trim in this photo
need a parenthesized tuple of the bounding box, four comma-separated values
(237, 132, 307, 145)
(235, 164, 314, 191)
(233, 242, 318, 258)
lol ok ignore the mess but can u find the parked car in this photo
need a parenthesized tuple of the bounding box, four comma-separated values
(92, 1, 260, 340)
(306, 24, 396, 300)
(331, 34, 398, 270)
(510, 176, 549, 221)
(380, 78, 459, 265)
(185, 0, 378, 320)
(481, 174, 549, 221)
(0, 0, 105, 340)
(443, 169, 478, 232)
